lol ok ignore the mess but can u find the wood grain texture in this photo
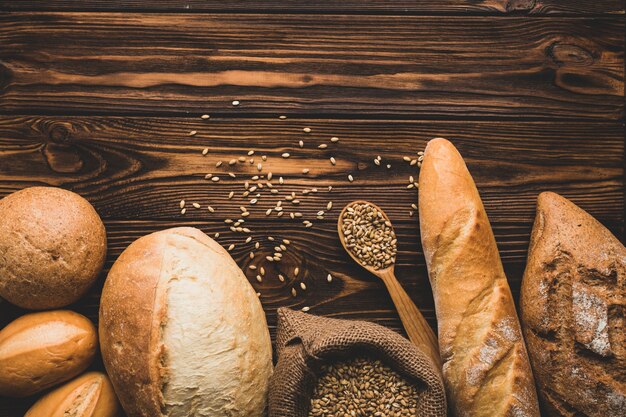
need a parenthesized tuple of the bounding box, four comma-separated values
(0, 117, 622, 225)
(0, 4, 624, 415)
(1, 0, 623, 15)
(0, 13, 623, 119)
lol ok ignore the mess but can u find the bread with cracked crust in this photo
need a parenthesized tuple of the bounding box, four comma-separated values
(418, 138, 539, 417)
(520, 192, 625, 416)
(99, 227, 273, 417)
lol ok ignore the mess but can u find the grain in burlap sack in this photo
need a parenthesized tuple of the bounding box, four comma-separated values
(269, 308, 446, 417)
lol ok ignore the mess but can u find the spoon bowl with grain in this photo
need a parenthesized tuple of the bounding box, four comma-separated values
(338, 200, 441, 368)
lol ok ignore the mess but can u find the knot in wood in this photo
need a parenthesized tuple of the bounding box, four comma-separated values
(48, 122, 74, 144)
(42, 122, 84, 173)
(505, 0, 536, 12)
(547, 42, 595, 67)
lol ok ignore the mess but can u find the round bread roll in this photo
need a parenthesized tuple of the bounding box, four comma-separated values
(99, 227, 273, 417)
(0, 186, 107, 309)
(0, 310, 98, 397)
(25, 372, 120, 417)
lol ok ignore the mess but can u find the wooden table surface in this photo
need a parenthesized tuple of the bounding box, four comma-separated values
(0, 1, 624, 415)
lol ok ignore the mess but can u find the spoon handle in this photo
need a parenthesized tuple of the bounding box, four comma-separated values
(379, 269, 442, 369)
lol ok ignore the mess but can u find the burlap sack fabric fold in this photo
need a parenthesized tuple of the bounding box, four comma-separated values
(269, 308, 446, 417)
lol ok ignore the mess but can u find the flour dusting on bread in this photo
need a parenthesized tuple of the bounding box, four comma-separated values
(520, 192, 625, 417)
(419, 138, 540, 417)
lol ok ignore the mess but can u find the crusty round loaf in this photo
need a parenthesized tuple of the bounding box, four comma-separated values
(520, 192, 625, 416)
(25, 372, 120, 417)
(99, 227, 273, 417)
(0, 310, 98, 397)
(0, 186, 107, 309)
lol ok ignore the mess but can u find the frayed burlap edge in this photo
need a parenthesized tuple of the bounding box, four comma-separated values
(269, 308, 446, 417)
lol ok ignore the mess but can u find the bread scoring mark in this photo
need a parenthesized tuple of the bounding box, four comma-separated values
(578, 264, 618, 286)
(526, 237, 625, 416)
(151, 236, 170, 416)
(469, 342, 520, 417)
(572, 281, 612, 357)
(537, 249, 572, 334)
(0, 320, 90, 361)
(495, 317, 520, 344)
(444, 285, 494, 365)
(466, 318, 521, 387)
(430, 206, 476, 280)
(64, 379, 101, 417)
(542, 388, 589, 417)
(169, 228, 224, 257)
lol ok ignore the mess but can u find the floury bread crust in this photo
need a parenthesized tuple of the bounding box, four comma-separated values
(520, 192, 625, 416)
(418, 138, 539, 417)
(99, 227, 273, 417)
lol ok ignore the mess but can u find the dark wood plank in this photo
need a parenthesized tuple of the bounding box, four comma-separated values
(0, 13, 623, 119)
(0, 0, 623, 15)
(0, 117, 622, 228)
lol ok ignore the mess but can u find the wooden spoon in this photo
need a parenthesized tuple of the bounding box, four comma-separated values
(338, 200, 441, 368)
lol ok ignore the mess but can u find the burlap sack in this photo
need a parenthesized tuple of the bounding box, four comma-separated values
(269, 308, 446, 417)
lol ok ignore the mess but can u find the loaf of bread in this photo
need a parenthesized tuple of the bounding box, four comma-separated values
(0, 186, 107, 309)
(418, 138, 539, 417)
(99, 227, 273, 417)
(520, 192, 625, 416)
(0, 310, 98, 397)
(25, 372, 120, 417)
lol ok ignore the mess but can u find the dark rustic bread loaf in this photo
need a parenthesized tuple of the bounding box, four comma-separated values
(520, 192, 625, 416)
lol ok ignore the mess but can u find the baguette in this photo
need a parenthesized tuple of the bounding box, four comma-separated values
(418, 138, 539, 417)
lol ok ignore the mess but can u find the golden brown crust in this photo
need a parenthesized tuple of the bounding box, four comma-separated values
(24, 372, 121, 417)
(0, 186, 106, 309)
(99, 229, 167, 417)
(99, 227, 273, 417)
(419, 138, 539, 417)
(0, 310, 98, 397)
(520, 192, 626, 417)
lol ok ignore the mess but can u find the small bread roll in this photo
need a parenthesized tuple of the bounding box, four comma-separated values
(25, 372, 120, 417)
(0, 310, 98, 397)
(0, 186, 107, 309)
